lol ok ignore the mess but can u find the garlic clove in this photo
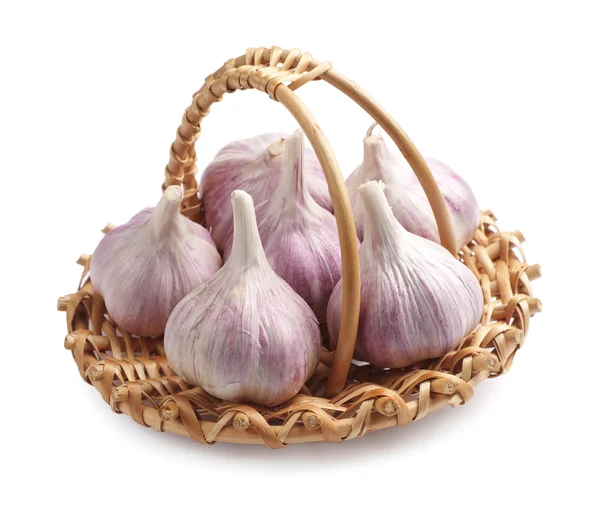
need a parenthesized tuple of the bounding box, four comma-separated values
(90, 185, 222, 337)
(327, 181, 483, 369)
(165, 190, 322, 407)
(346, 129, 480, 248)
(201, 132, 333, 250)
(222, 130, 343, 322)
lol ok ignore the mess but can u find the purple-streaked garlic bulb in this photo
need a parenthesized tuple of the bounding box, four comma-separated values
(90, 186, 222, 337)
(222, 130, 342, 322)
(200, 132, 333, 250)
(327, 181, 483, 369)
(164, 190, 321, 407)
(346, 128, 480, 248)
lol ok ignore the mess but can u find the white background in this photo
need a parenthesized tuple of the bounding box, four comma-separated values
(1, 1, 598, 507)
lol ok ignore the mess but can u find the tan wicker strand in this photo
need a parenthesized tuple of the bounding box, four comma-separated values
(59, 47, 542, 447)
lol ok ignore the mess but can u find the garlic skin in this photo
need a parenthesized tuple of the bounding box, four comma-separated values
(327, 181, 483, 369)
(222, 130, 342, 322)
(165, 190, 321, 407)
(346, 132, 480, 248)
(201, 132, 333, 250)
(90, 186, 222, 337)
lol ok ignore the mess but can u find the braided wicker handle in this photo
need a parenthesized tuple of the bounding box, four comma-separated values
(163, 46, 457, 397)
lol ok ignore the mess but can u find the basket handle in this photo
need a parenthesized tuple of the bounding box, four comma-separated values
(163, 46, 457, 398)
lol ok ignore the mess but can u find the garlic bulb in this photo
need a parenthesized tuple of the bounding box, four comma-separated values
(327, 181, 483, 369)
(165, 190, 321, 407)
(346, 129, 480, 248)
(222, 130, 342, 322)
(201, 132, 333, 249)
(90, 186, 222, 337)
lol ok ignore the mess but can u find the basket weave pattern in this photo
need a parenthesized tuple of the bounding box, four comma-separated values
(60, 211, 540, 447)
(59, 47, 541, 447)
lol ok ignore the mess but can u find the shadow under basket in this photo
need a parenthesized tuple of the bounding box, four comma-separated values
(58, 46, 542, 448)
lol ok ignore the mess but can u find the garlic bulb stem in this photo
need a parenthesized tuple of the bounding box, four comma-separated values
(228, 190, 269, 268)
(149, 185, 185, 240)
(362, 136, 395, 184)
(361, 181, 404, 249)
(274, 130, 320, 213)
(279, 130, 309, 208)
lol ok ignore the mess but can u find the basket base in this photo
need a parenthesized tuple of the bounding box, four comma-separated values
(60, 210, 540, 447)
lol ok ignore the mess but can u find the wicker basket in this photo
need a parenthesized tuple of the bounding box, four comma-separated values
(58, 46, 542, 448)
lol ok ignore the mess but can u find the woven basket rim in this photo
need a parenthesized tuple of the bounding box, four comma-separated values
(59, 210, 541, 447)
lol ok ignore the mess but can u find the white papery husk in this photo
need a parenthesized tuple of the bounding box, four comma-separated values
(200, 132, 333, 250)
(327, 181, 483, 369)
(165, 190, 321, 407)
(90, 186, 222, 337)
(222, 130, 342, 322)
(346, 132, 480, 248)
